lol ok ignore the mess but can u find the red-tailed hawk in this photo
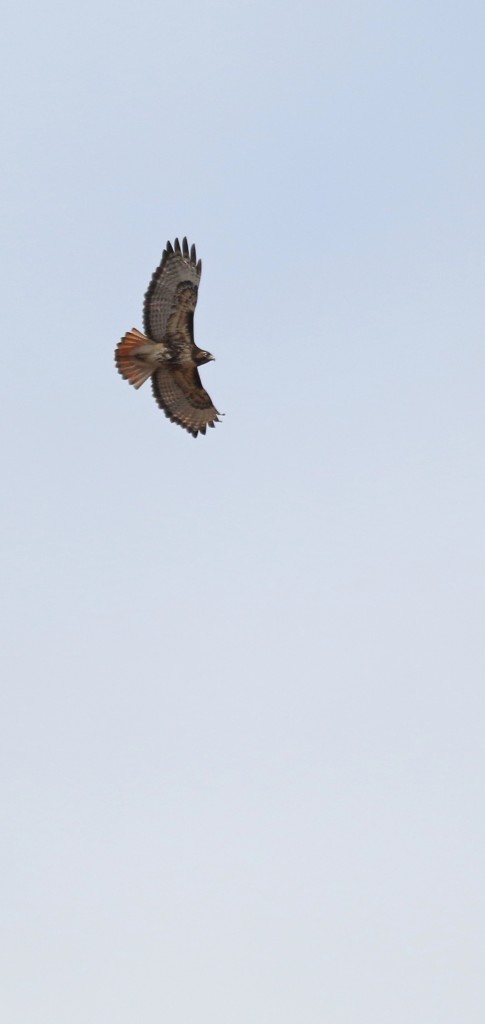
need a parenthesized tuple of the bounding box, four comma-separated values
(115, 238, 221, 437)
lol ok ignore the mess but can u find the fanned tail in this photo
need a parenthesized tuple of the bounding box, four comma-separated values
(115, 328, 154, 389)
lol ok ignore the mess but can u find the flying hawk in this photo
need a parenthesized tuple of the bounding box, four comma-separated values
(115, 238, 221, 437)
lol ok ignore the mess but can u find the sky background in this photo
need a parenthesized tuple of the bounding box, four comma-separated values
(1, 0, 485, 1021)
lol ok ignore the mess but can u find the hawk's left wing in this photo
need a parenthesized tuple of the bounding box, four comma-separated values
(151, 365, 221, 438)
(143, 237, 202, 350)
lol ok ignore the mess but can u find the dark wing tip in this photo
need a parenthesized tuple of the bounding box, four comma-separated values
(166, 237, 199, 269)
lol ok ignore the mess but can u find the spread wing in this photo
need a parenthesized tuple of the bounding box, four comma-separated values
(151, 365, 221, 438)
(143, 237, 202, 352)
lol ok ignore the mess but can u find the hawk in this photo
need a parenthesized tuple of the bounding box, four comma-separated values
(115, 238, 221, 437)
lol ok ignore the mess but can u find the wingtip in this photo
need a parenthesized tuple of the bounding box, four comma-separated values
(165, 237, 200, 270)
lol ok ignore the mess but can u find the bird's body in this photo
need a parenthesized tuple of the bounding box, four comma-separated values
(115, 238, 220, 437)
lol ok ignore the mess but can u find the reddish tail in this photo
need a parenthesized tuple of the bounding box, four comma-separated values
(115, 328, 153, 389)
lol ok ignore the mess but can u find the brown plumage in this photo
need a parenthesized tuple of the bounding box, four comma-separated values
(115, 238, 221, 437)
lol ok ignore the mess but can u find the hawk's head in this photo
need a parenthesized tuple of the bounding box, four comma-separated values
(196, 350, 215, 365)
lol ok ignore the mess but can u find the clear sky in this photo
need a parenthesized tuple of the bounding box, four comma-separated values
(2, 1, 485, 1021)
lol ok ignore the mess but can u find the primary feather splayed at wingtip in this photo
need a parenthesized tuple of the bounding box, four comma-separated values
(164, 238, 201, 276)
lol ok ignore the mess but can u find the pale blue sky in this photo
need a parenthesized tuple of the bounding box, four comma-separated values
(2, 1, 485, 1021)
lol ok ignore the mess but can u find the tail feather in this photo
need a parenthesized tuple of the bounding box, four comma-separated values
(115, 329, 154, 389)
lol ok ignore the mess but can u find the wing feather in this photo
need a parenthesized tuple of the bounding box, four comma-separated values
(143, 238, 202, 348)
(151, 365, 220, 438)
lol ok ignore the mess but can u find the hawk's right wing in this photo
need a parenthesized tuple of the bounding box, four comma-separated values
(143, 238, 202, 352)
